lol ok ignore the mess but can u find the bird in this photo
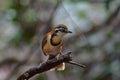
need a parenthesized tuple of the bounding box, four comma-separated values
(41, 24, 72, 71)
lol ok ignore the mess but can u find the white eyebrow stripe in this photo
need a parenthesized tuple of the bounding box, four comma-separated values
(55, 28, 60, 31)
(55, 28, 64, 31)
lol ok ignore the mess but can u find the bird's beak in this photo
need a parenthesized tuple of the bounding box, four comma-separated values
(66, 30, 72, 33)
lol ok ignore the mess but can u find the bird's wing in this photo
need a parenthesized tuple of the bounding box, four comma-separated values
(42, 35, 47, 56)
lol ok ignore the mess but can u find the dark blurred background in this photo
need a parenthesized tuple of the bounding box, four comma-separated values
(0, 0, 120, 80)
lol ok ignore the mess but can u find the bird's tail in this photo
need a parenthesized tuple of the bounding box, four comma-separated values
(56, 62, 65, 71)
(48, 56, 65, 71)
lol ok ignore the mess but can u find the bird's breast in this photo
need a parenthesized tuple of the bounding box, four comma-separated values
(43, 34, 62, 56)
(49, 43, 61, 56)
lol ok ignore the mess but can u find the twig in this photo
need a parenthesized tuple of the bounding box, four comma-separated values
(0, 58, 20, 67)
(66, 61, 86, 68)
(105, 5, 120, 25)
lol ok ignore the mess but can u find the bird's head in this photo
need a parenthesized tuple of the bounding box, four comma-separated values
(54, 24, 72, 37)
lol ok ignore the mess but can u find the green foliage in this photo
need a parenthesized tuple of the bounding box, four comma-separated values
(105, 0, 113, 10)
(34, 73, 46, 80)
(10, 28, 22, 46)
(77, 12, 86, 19)
(0, 0, 12, 10)
(106, 30, 113, 38)
(114, 42, 120, 51)
(22, 9, 38, 23)
(70, 0, 84, 3)
(8, 0, 37, 45)
(22, 28, 35, 43)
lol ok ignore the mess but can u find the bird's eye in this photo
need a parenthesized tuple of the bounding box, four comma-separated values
(55, 30, 59, 33)
(55, 28, 59, 32)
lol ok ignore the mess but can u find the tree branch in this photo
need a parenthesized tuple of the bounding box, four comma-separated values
(17, 52, 85, 80)
(104, 5, 120, 25)
(67, 61, 86, 68)
(17, 52, 71, 80)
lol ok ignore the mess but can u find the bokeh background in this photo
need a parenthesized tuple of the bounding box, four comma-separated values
(0, 0, 120, 80)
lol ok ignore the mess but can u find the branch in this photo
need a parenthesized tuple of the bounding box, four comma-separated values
(17, 52, 71, 80)
(67, 61, 86, 68)
(104, 5, 120, 25)
(0, 58, 20, 67)
(17, 52, 85, 80)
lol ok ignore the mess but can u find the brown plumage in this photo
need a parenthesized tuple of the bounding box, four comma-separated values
(41, 24, 72, 71)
